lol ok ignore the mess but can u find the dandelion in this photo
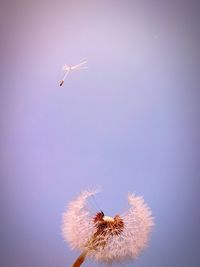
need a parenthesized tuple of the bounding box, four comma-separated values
(62, 190, 154, 267)
(59, 60, 88, 86)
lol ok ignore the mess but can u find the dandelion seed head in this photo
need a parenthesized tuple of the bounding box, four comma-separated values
(62, 190, 154, 264)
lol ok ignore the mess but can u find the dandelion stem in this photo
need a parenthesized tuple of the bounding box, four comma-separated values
(71, 252, 87, 267)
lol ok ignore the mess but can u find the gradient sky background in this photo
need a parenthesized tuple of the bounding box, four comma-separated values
(1, 1, 200, 267)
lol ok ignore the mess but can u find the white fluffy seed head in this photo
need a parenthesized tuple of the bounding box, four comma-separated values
(62, 190, 154, 264)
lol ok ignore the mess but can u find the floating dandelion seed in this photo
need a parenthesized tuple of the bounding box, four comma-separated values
(59, 60, 88, 86)
(62, 190, 154, 267)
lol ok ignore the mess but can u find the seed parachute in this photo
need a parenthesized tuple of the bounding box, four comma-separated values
(59, 60, 88, 86)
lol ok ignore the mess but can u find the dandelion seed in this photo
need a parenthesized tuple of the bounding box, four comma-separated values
(62, 190, 154, 266)
(59, 60, 88, 86)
